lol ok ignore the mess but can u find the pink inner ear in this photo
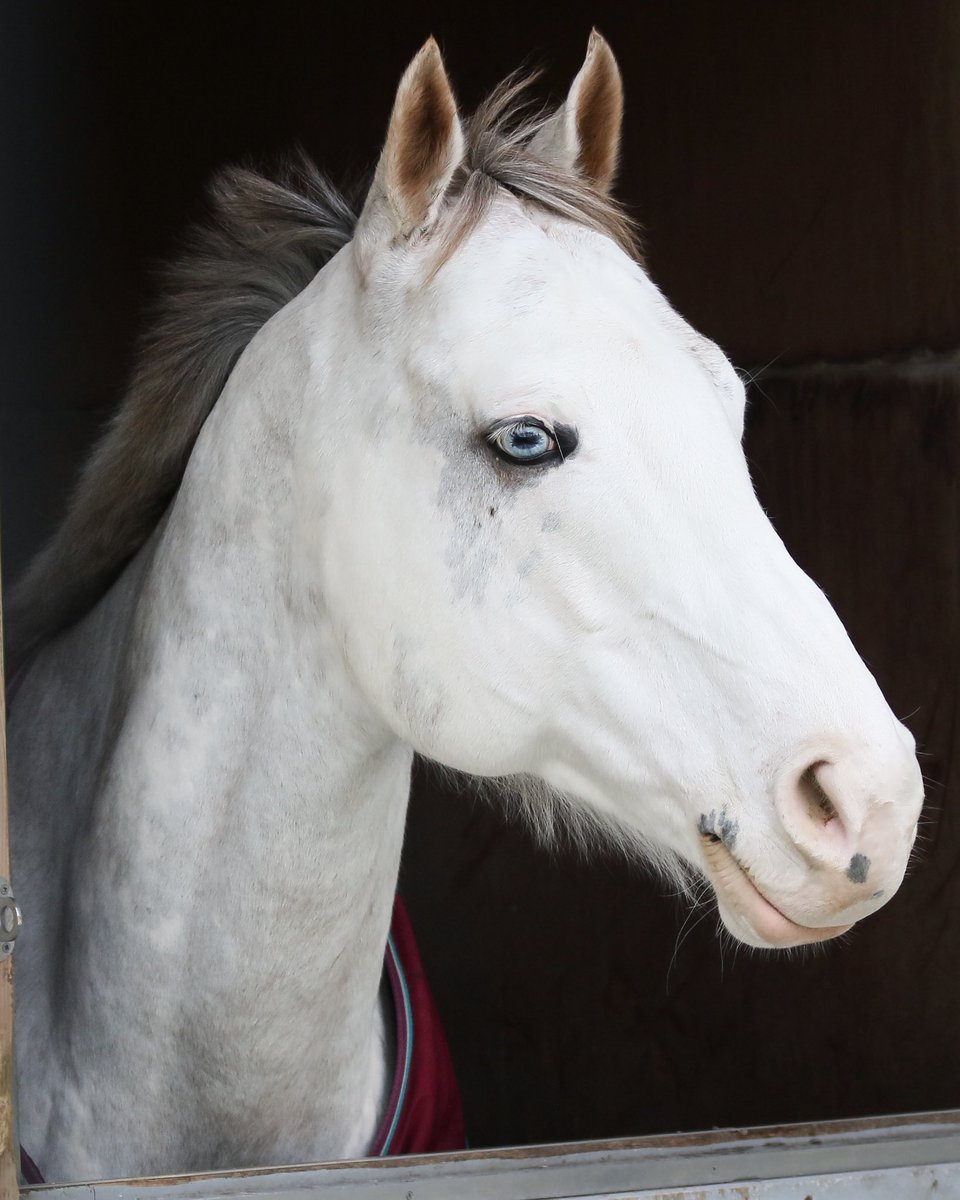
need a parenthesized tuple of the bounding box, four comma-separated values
(574, 49, 623, 190)
(394, 66, 458, 200)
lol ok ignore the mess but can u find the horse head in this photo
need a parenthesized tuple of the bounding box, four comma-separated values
(283, 38, 924, 949)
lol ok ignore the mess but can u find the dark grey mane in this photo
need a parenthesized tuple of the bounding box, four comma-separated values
(7, 77, 637, 660)
(6, 158, 357, 660)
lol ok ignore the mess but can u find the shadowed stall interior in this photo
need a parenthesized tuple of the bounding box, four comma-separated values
(2, 0, 959, 1149)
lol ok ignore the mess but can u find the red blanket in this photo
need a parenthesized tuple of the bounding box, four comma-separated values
(370, 894, 465, 1156)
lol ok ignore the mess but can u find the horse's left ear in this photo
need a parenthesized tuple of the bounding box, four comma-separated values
(357, 38, 464, 244)
(530, 30, 623, 193)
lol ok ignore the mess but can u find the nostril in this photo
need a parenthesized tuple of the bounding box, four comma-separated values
(797, 762, 840, 829)
(778, 759, 854, 864)
(776, 744, 920, 888)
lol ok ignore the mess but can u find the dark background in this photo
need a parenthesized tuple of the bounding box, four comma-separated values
(3, 0, 960, 1152)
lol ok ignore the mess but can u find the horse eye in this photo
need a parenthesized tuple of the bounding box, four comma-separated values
(489, 418, 566, 465)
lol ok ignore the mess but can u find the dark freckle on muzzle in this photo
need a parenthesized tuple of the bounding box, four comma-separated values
(698, 809, 739, 848)
(847, 853, 870, 884)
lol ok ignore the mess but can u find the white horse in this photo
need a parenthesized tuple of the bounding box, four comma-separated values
(7, 34, 922, 1183)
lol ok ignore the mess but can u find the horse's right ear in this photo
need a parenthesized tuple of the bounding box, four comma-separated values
(356, 38, 464, 246)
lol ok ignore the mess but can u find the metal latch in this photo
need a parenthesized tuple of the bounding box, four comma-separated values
(0, 880, 22, 960)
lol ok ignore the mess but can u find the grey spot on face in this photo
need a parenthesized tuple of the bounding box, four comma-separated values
(847, 853, 870, 884)
(408, 380, 520, 603)
(871, 889, 884, 900)
(518, 549, 541, 578)
(541, 511, 561, 533)
(432, 424, 503, 604)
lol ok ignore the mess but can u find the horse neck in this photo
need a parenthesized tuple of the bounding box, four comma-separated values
(154, 278, 409, 1117)
(37, 262, 413, 1166)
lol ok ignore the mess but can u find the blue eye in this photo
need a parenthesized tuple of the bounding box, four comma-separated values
(490, 418, 557, 464)
(496, 422, 553, 459)
(485, 416, 579, 467)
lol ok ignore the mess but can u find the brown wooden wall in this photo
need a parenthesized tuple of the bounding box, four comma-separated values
(3, 0, 959, 1154)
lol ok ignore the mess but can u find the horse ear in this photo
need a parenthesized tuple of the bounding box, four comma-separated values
(358, 38, 464, 242)
(530, 30, 623, 193)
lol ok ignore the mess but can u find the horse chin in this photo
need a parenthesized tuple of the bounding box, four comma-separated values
(701, 838, 853, 950)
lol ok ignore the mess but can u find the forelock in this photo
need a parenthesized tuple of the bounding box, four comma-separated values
(429, 72, 641, 273)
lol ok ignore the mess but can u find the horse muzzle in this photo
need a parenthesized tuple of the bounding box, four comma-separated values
(699, 741, 923, 949)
